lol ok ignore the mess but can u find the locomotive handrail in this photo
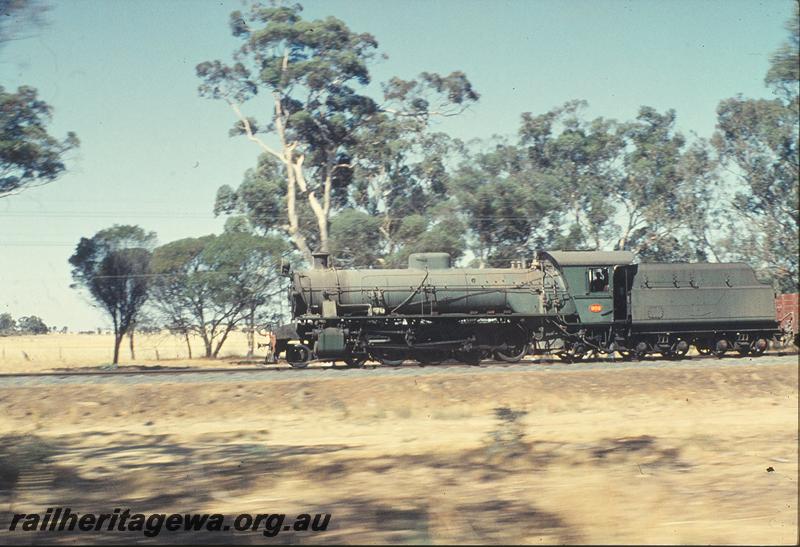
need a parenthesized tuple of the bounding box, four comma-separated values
(390, 270, 429, 314)
(392, 286, 535, 311)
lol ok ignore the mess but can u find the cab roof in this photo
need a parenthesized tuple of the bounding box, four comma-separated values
(540, 250, 636, 267)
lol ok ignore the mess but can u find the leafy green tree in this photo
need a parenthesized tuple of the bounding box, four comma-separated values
(347, 130, 467, 266)
(214, 153, 322, 252)
(0, 85, 79, 197)
(452, 102, 719, 265)
(216, 131, 467, 268)
(150, 236, 223, 359)
(0, 312, 16, 334)
(220, 228, 292, 357)
(383, 210, 466, 268)
(614, 107, 719, 261)
(450, 140, 561, 267)
(518, 100, 623, 251)
(69, 225, 155, 365)
(150, 231, 289, 358)
(713, 4, 799, 290)
(16, 315, 47, 334)
(327, 208, 383, 267)
(199, 2, 477, 264)
(451, 102, 626, 266)
(0, 4, 79, 198)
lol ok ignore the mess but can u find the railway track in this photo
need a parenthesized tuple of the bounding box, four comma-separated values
(0, 351, 796, 387)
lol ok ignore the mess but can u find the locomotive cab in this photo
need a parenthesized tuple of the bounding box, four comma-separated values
(538, 251, 636, 324)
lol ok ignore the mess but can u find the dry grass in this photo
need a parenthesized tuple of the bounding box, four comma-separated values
(2, 332, 794, 374)
(0, 359, 797, 544)
(0, 332, 258, 372)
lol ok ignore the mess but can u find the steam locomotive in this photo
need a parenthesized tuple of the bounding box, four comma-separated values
(274, 250, 785, 367)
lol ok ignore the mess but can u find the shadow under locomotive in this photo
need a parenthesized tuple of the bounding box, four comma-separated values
(274, 250, 792, 368)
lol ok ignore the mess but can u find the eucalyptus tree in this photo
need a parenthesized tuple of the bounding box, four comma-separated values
(713, 4, 799, 290)
(150, 231, 289, 358)
(199, 2, 477, 264)
(0, 313, 15, 334)
(452, 102, 719, 265)
(518, 100, 623, 251)
(0, 1, 79, 198)
(451, 102, 623, 266)
(613, 107, 719, 261)
(69, 225, 155, 365)
(16, 315, 48, 334)
(449, 140, 562, 267)
(0, 86, 79, 198)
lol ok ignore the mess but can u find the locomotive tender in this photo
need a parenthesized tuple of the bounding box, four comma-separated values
(275, 250, 782, 367)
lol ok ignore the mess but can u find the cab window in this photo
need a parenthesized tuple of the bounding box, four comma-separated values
(588, 267, 610, 292)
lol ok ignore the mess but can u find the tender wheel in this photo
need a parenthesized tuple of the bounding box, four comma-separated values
(632, 341, 649, 360)
(713, 339, 729, 358)
(750, 338, 768, 356)
(672, 340, 689, 359)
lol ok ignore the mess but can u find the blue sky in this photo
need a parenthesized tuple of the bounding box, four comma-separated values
(0, 0, 794, 330)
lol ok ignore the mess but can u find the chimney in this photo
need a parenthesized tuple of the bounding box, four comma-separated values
(312, 251, 330, 269)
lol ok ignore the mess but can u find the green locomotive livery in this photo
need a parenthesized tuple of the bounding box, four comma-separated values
(275, 250, 784, 367)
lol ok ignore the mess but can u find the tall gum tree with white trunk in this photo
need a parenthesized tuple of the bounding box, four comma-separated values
(197, 2, 477, 265)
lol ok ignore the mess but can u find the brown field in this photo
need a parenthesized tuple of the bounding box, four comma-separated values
(0, 358, 797, 544)
(0, 332, 259, 372)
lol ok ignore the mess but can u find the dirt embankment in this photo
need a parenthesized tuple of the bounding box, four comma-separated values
(0, 361, 797, 544)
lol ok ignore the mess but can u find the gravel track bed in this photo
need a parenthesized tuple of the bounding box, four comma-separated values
(0, 352, 796, 387)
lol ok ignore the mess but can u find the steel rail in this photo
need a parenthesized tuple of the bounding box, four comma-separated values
(0, 349, 795, 379)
